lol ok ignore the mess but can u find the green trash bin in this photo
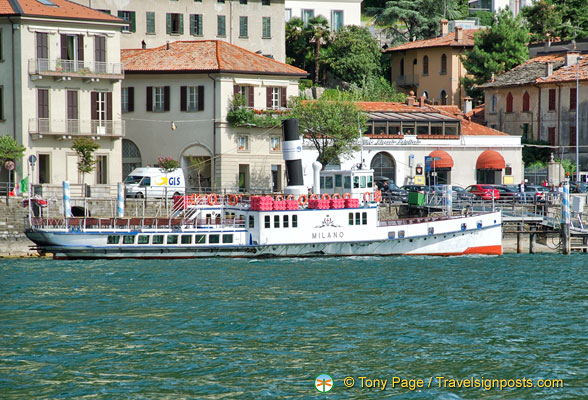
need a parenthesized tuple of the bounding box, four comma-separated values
(408, 191, 425, 206)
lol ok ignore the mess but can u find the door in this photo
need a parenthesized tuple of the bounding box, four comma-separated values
(66, 90, 78, 133)
(91, 92, 112, 134)
(37, 89, 49, 133)
(94, 36, 106, 73)
(66, 154, 79, 184)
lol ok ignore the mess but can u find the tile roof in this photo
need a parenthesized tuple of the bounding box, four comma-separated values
(465, 104, 485, 124)
(356, 101, 436, 113)
(0, 0, 122, 23)
(385, 29, 478, 52)
(122, 40, 308, 76)
(536, 57, 588, 84)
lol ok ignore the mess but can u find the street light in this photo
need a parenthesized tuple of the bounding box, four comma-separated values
(576, 56, 583, 182)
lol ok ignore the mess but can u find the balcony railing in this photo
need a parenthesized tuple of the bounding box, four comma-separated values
(395, 74, 419, 88)
(28, 58, 124, 79)
(29, 118, 125, 138)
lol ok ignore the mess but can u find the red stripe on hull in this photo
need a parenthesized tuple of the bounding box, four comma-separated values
(411, 245, 503, 256)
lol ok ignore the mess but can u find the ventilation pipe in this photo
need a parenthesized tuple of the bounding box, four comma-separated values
(312, 161, 322, 195)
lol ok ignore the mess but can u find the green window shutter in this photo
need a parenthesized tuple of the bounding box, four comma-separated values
(197, 15, 203, 36)
(179, 14, 184, 35)
(146, 12, 155, 34)
(190, 14, 195, 35)
(130, 12, 136, 33)
(166, 13, 171, 35)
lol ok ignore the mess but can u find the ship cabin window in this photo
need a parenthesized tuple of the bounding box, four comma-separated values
(152, 235, 164, 244)
(123, 235, 135, 244)
(249, 215, 255, 228)
(325, 176, 333, 189)
(353, 176, 359, 188)
(181, 235, 192, 244)
(398, 230, 405, 238)
(283, 215, 289, 228)
(355, 212, 361, 225)
(320, 176, 324, 189)
(367, 176, 373, 188)
(362, 212, 367, 225)
(222, 234, 233, 243)
(167, 235, 178, 244)
(107, 235, 120, 244)
(209, 234, 220, 244)
(344, 176, 351, 189)
(360, 176, 366, 188)
(274, 215, 280, 228)
(335, 174, 342, 188)
(196, 234, 206, 244)
(138, 235, 149, 244)
(292, 215, 298, 227)
(348, 213, 353, 225)
(265, 215, 270, 228)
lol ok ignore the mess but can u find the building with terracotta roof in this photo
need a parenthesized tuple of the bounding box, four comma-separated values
(481, 52, 588, 170)
(385, 19, 479, 108)
(300, 98, 523, 187)
(72, 0, 286, 62)
(0, 0, 127, 188)
(285, 0, 362, 30)
(121, 40, 306, 191)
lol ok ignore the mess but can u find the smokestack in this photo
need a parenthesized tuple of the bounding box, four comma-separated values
(463, 97, 472, 114)
(282, 119, 306, 195)
(546, 62, 553, 77)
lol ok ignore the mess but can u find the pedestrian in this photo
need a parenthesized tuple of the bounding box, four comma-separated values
(382, 181, 390, 203)
(519, 180, 526, 203)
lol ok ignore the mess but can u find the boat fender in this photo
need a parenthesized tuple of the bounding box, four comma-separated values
(228, 194, 239, 206)
(343, 193, 351, 199)
(373, 190, 382, 203)
(332, 193, 342, 199)
(286, 194, 295, 201)
(321, 193, 330, 200)
(363, 192, 372, 202)
(208, 193, 218, 206)
(275, 195, 284, 201)
(298, 194, 308, 206)
(309, 193, 319, 200)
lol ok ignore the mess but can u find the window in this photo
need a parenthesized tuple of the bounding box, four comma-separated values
(265, 215, 270, 228)
(302, 9, 314, 25)
(167, 13, 183, 35)
(123, 235, 135, 244)
(181, 86, 204, 112)
(522, 123, 529, 140)
(137, 235, 149, 244)
(570, 87, 577, 110)
(209, 234, 220, 244)
(190, 14, 203, 36)
(400, 58, 404, 76)
(344, 176, 351, 189)
(249, 215, 255, 228)
(331, 10, 343, 31)
(440, 54, 447, 75)
(94, 35, 106, 73)
(267, 87, 286, 109)
(152, 235, 164, 244)
(440, 90, 447, 105)
(118, 11, 136, 33)
(238, 135, 249, 151)
(522, 91, 530, 112)
(262, 0, 270, 4)
(60, 34, 83, 71)
(122, 87, 134, 113)
(292, 215, 298, 228)
(37, 89, 49, 131)
(218, 0, 225, 3)
(240, 0, 247, 4)
(506, 92, 513, 113)
(349, 213, 354, 225)
(274, 215, 280, 228)
(146, 86, 170, 112)
(548, 127, 556, 146)
(570, 126, 577, 147)
(548, 88, 556, 110)
(239, 16, 248, 37)
(285, 8, 292, 21)
(107, 235, 120, 244)
(38, 154, 50, 184)
(36, 32, 48, 67)
(222, 234, 233, 243)
(490, 95, 497, 113)
(270, 136, 280, 151)
(283, 215, 289, 228)
(146, 12, 155, 34)
(218, 15, 226, 36)
(0, 87, 3, 120)
(362, 212, 367, 225)
(196, 234, 206, 244)
(167, 235, 178, 244)
(235, 85, 254, 107)
(422, 55, 429, 75)
(96, 155, 108, 184)
(262, 17, 271, 38)
(355, 212, 360, 225)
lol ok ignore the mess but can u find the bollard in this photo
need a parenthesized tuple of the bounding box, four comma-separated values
(561, 180, 570, 254)
(117, 183, 125, 218)
(62, 181, 72, 218)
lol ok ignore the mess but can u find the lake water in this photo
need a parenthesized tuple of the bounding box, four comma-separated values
(1, 255, 587, 399)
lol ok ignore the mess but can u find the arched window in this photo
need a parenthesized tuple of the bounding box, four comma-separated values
(506, 92, 513, 113)
(440, 54, 447, 75)
(122, 139, 142, 178)
(423, 55, 429, 75)
(522, 91, 530, 112)
(400, 58, 404, 76)
(440, 90, 447, 105)
(422, 90, 429, 99)
(491, 95, 497, 113)
(370, 152, 396, 184)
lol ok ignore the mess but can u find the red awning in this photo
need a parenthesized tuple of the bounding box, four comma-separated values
(429, 150, 454, 168)
(476, 150, 506, 169)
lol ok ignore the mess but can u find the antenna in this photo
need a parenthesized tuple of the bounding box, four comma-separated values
(358, 112, 363, 170)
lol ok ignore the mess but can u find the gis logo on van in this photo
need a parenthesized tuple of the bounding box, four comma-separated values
(155, 177, 181, 186)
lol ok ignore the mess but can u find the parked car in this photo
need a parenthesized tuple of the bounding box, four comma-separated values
(465, 184, 500, 200)
(375, 178, 408, 202)
(492, 185, 520, 201)
(570, 182, 588, 193)
(402, 185, 433, 194)
(430, 185, 475, 201)
(524, 185, 548, 202)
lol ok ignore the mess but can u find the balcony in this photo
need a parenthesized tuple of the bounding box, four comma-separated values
(29, 118, 125, 140)
(395, 74, 419, 88)
(28, 59, 124, 81)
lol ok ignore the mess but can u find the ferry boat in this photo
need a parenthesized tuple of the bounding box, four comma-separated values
(24, 119, 502, 259)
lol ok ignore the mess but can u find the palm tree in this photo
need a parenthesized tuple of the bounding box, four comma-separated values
(305, 16, 331, 85)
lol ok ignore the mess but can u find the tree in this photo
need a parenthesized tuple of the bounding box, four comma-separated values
(305, 16, 332, 84)
(325, 25, 383, 85)
(320, 76, 406, 102)
(285, 18, 307, 69)
(0, 135, 25, 166)
(289, 97, 368, 167)
(461, 8, 529, 102)
(71, 137, 99, 185)
(522, 0, 562, 43)
(157, 156, 180, 174)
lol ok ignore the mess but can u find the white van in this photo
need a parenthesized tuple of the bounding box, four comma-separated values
(124, 167, 185, 198)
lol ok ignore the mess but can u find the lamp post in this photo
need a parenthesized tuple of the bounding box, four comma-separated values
(576, 56, 583, 182)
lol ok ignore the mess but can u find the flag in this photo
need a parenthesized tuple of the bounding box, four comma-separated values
(9, 176, 29, 197)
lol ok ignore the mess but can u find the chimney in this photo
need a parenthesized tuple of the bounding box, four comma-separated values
(141, 40, 146, 49)
(406, 96, 415, 107)
(455, 27, 463, 43)
(440, 19, 448, 37)
(566, 51, 580, 67)
(546, 62, 553, 77)
(463, 97, 473, 114)
(419, 95, 425, 107)
(166, 41, 170, 50)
